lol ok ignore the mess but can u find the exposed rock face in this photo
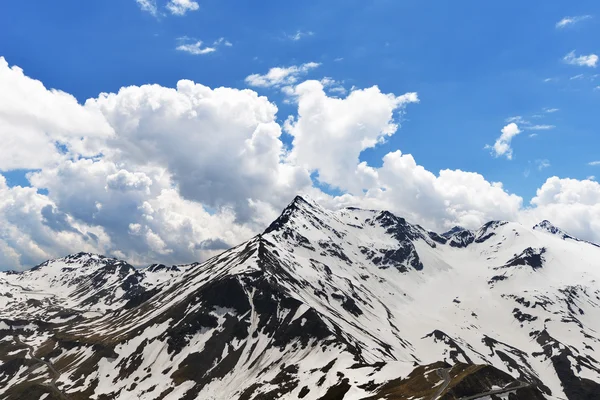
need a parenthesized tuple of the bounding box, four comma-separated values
(1, 196, 599, 399)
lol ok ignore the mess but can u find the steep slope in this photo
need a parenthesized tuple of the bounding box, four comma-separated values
(1, 196, 600, 399)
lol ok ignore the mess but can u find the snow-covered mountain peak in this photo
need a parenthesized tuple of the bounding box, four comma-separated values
(262, 197, 439, 274)
(439, 226, 475, 248)
(26, 252, 132, 285)
(533, 219, 555, 230)
(0, 252, 161, 320)
(442, 225, 468, 238)
(533, 219, 599, 247)
(264, 195, 327, 233)
(32, 251, 112, 269)
(474, 219, 509, 241)
(145, 263, 174, 272)
(533, 219, 567, 236)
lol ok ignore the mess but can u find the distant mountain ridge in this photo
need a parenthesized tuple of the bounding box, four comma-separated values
(1, 195, 600, 399)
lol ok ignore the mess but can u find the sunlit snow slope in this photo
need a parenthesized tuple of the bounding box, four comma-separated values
(1, 196, 599, 400)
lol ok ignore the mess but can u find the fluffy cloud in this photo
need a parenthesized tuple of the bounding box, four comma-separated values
(487, 123, 521, 159)
(84, 79, 311, 221)
(285, 80, 418, 192)
(166, 0, 199, 16)
(353, 152, 523, 231)
(524, 177, 600, 243)
(0, 59, 315, 268)
(245, 63, 320, 88)
(563, 51, 598, 68)
(106, 170, 153, 192)
(0, 57, 113, 170)
(18, 75, 314, 264)
(532, 177, 600, 206)
(0, 174, 112, 269)
(27, 159, 259, 267)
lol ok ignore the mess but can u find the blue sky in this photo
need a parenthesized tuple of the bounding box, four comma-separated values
(1, 0, 599, 200)
(0, 0, 600, 268)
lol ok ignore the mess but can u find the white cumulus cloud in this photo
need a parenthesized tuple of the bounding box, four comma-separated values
(563, 51, 598, 67)
(0, 175, 112, 270)
(487, 123, 521, 160)
(525, 177, 600, 242)
(0, 57, 113, 170)
(285, 80, 419, 192)
(106, 170, 153, 192)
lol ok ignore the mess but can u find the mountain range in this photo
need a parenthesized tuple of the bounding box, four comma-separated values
(1, 196, 600, 400)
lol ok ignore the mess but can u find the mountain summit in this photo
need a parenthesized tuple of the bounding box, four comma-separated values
(1, 197, 600, 399)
